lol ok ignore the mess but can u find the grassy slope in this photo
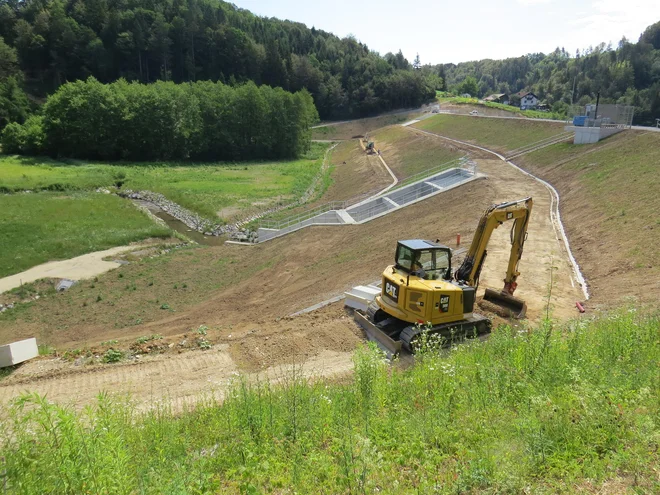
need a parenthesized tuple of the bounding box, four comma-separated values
(0, 243, 277, 341)
(516, 131, 660, 305)
(2, 312, 657, 494)
(0, 143, 328, 221)
(414, 114, 565, 153)
(311, 111, 422, 140)
(0, 193, 169, 277)
(370, 125, 463, 179)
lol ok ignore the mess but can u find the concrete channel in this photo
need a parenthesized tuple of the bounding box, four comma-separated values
(256, 166, 484, 243)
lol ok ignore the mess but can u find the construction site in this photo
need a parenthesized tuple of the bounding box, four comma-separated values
(1, 110, 658, 411)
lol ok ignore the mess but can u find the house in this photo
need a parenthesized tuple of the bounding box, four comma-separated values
(517, 91, 539, 110)
(483, 93, 509, 104)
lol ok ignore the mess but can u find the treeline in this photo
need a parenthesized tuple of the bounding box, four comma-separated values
(1, 78, 318, 161)
(437, 21, 660, 125)
(0, 0, 437, 124)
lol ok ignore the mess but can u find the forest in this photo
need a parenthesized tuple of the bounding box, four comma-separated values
(440, 21, 660, 125)
(1, 77, 318, 160)
(0, 0, 437, 126)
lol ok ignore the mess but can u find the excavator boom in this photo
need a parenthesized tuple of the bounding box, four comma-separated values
(455, 197, 533, 318)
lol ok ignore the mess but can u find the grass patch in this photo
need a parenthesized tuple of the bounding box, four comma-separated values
(311, 111, 423, 140)
(0, 192, 169, 278)
(0, 244, 285, 346)
(415, 114, 566, 153)
(370, 125, 463, 178)
(0, 143, 328, 221)
(1, 311, 657, 493)
(437, 96, 565, 120)
(518, 131, 660, 273)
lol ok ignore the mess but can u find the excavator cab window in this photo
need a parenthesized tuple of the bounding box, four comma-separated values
(416, 249, 450, 280)
(395, 242, 451, 280)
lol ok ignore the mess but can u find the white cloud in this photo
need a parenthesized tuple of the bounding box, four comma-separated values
(516, 0, 552, 5)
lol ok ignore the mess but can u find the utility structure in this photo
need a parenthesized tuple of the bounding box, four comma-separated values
(355, 197, 533, 354)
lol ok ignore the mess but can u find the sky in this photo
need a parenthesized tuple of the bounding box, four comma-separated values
(231, 0, 660, 64)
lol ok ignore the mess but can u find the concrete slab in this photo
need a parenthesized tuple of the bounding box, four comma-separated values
(0, 338, 38, 368)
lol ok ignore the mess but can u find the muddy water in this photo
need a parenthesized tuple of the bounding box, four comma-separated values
(133, 199, 226, 246)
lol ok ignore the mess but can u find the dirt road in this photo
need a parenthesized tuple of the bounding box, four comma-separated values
(0, 244, 156, 294)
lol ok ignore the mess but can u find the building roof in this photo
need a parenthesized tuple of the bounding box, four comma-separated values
(483, 93, 507, 101)
(516, 91, 538, 99)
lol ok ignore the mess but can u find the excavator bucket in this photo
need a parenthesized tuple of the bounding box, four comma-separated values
(483, 288, 527, 319)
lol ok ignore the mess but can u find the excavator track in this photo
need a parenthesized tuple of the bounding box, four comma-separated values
(356, 301, 491, 356)
(399, 314, 492, 353)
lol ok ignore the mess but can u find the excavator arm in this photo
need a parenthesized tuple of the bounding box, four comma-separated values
(455, 197, 533, 317)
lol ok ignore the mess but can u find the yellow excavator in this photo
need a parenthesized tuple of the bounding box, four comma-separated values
(355, 197, 533, 354)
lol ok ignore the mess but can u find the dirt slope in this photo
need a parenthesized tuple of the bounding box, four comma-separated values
(0, 153, 580, 408)
(515, 130, 660, 308)
(0, 304, 358, 410)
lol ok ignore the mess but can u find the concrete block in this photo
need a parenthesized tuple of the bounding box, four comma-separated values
(344, 285, 381, 311)
(0, 337, 38, 367)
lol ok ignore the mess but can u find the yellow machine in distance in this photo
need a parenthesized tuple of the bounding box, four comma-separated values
(355, 198, 533, 354)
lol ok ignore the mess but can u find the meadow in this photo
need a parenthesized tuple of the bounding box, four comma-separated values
(1, 310, 657, 494)
(0, 193, 170, 278)
(0, 143, 329, 222)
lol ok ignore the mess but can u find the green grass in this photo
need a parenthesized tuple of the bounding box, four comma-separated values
(437, 96, 565, 120)
(0, 192, 169, 277)
(519, 131, 660, 271)
(310, 112, 422, 141)
(371, 125, 463, 178)
(0, 143, 328, 221)
(415, 114, 566, 153)
(1, 311, 657, 493)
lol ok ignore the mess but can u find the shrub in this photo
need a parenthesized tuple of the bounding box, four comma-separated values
(1, 121, 24, 153)
(102, 348, 124, 363)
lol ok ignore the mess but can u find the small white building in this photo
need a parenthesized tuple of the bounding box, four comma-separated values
(519, 92, 539, 110)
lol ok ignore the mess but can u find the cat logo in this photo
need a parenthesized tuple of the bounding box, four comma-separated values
(384, 281, 399, 302)
(439, 295, 450, 312)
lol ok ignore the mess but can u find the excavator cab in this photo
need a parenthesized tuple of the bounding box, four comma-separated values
(395, 240, 452, 281)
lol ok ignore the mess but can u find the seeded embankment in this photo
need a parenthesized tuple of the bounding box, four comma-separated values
(414, 114, 566, 154)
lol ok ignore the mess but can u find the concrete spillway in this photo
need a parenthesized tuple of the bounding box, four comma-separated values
(256, 167, 483, 243)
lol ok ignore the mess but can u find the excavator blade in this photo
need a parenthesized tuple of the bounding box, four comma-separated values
(353, 311, 402, 357)
(483, 288, 527, 319)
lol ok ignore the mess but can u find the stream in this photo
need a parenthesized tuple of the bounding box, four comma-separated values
(132, 199, 227, 246)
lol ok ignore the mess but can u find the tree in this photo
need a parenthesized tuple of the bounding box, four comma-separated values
(457, 76, 479, 97)
(0, 36, 19, 79)
(413, 53, 421, 70)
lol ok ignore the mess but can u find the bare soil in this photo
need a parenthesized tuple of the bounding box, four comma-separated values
(0, 305, 357, 411)
(0, 150, 584, 408)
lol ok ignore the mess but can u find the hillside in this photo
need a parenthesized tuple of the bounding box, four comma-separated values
(516, 130, 660, 307)
(0, 0, 436, 123)
(436, 20, 660, 125)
